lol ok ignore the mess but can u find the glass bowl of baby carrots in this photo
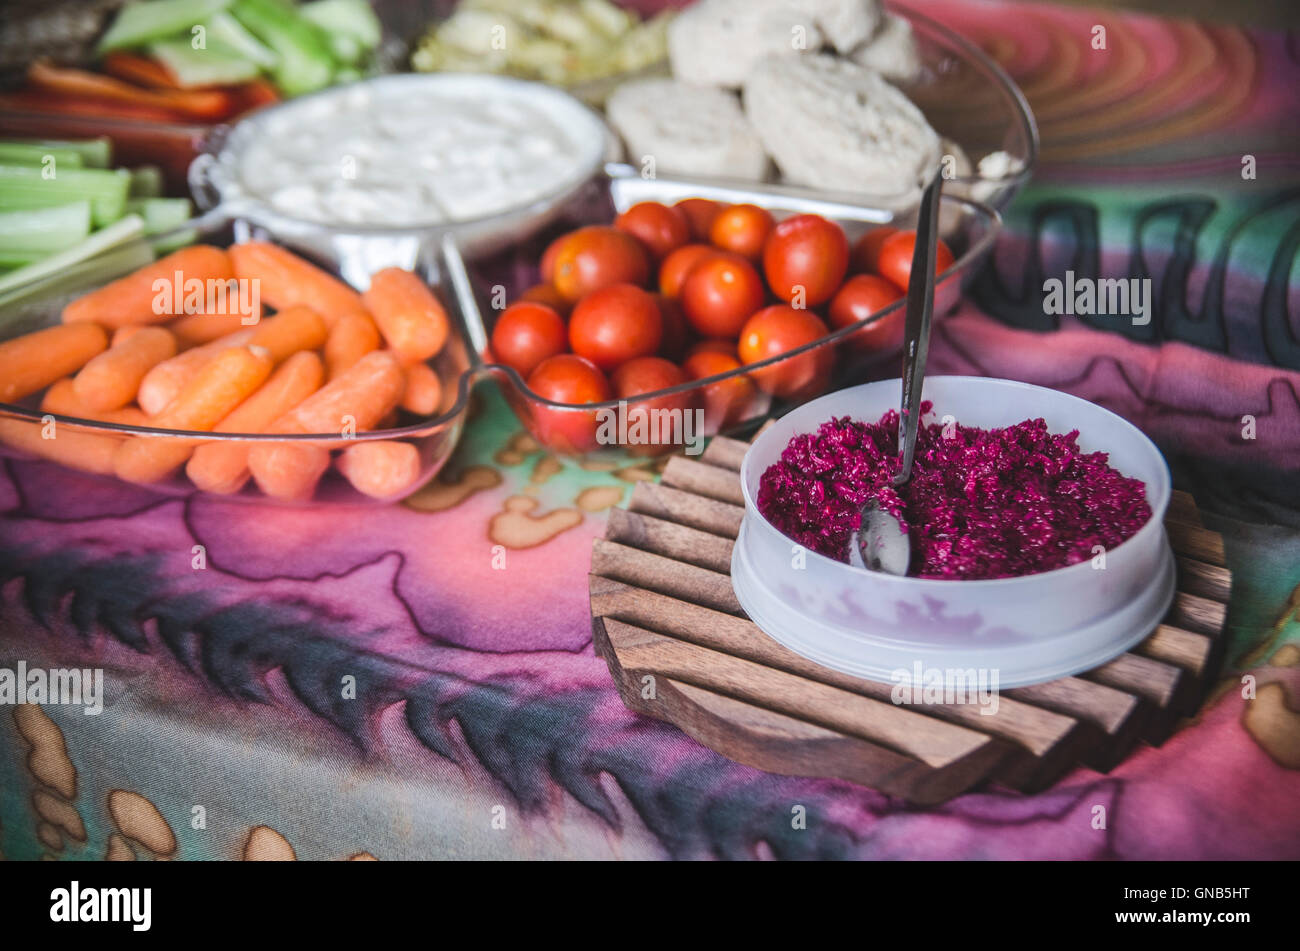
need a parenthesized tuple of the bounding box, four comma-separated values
(0, 219, 475, 504)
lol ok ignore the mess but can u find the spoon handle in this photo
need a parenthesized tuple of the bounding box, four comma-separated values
(894, 168, 944, 486)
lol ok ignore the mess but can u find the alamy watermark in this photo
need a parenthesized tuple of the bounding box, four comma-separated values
(595, 401, 706, 456)
(890, 662, 1000, 715)
(0, 662, 104, 715)
(1043, 271, 1151, 326)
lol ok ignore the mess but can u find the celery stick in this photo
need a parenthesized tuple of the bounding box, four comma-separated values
(126, 197, 193, 234)
(300, 0, 382, 48)
(1, 136, 112, 168)
(232, 0, 336, 96)
(0, 215, 143, 299)
(207, 9, 279, 68)
(98, 0, 234, 52)
(0, 164, 130, 227)
(0, 202, 92, 254)
(0, 251, 43, 269)
(0, 144, 84, 169)
(129, 165, 165, 198)
(0, 241, 156, 327)
(149, 37, 262, 86)
(151, 226, 200, 255)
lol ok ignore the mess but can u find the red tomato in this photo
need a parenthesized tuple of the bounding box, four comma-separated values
(568, 283, 662, 371)
(526, 353, 612, 452)
(737, 305, 833, 399)
(828, 274, 905, 352)
(655, 294, 691, 362)
(540, 234, 564, 283)
(615, 201, 690, 261)
(611, 356, 699, 454)
(551, 225, 650, 301)
(686, 338, 741, 359)
(876, 230, 956, 292)
(851, 226, 898, 275)
(682, 348, 757, 432)
(762, 214, 849, 307)
(675, 198, 725, 241)
(490, 301, 568, 379)
(709, 204, 775, 260)
(519, 283, 572, 316)
(658, 243, 714, 298)
(680, 252, 765, 339)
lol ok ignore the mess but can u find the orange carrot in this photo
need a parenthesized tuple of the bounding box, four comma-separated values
(400, 362, 442, 415)
(114, 346, 272, 484)
(185, 351, 323, 494)
(324, 311, 380, 379)
(72, 326, 176, 412)
(247, 350, 405, 501)
(137, 329, 253, 415)
(41, 379, 150, 426)
(63, 246, 233, 329)
(170, 313, 254, 347)
(0, 323, 108, 402)
(228, 241, 367, 327)
(0, 417, 122, 475)
(112, 325, 148, 347)
(248, 305, 328, 363)
(362, 267, 450, 364)
(336, 441, 422, 499)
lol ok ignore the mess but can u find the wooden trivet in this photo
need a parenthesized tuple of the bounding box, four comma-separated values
(589, 432, 1231, 805)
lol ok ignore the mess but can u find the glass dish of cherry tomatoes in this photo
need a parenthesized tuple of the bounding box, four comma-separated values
(447, 164, 1001, 455)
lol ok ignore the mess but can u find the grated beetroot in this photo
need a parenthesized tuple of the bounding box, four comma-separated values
(757, 403, 1152, 579)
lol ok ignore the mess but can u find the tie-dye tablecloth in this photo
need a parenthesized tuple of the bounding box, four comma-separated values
(3, 0, 1299, 861)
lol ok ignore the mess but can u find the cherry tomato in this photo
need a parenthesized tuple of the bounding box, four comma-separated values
(828, 274, 905, 352)
(540, 234, 564, 283)
(526, 353, 612, 452)
(568, 283, 662, 371)
(519, 283, 572, 316)
(737, 305, 833, 399)
(615, 201, 690, 261)
(681, 252, 765, 339)
(686, 337, 741, 359)
(658, 243, 714, 298)
(551, 225, 650, 301)
(611, 356, 700, 455)
(709, 203, 775, 260)
(876, 230, 956, 292)
(675, 198, 725, 241)
(490, 301, 568, 379)
(655, 293, 691, 362)
(851, 226, 898, 275)
(682, 348, 757, 432)
(762, 214, 849, 307)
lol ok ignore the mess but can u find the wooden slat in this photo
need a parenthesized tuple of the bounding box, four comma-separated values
(605, 508, 734, 574)
(628, 481, 745, 539)
(661, 456, 745, 506)
(589, 575, 1090, 791)
(1166, 520, 1226, 567)
(1166, 489, 1202, 527)
(1175, 556, 1232, 603)
(591, 538, 741, 614)
(701, 436, 749, 472)
(1084, 653, 1187, 743)
(1004, 678, 1147, 771)
(1169, 590, 1228, 638)
(600, 618, 1010, 805)
(1135, 624, 1213, 712)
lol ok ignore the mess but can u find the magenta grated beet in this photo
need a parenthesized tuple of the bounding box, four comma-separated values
(756, 402, 1152, 579)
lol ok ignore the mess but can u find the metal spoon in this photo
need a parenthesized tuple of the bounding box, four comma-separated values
(848, 168, 944, 575)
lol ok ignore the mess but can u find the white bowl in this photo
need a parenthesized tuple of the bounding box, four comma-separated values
(732, 377, 1174, 688)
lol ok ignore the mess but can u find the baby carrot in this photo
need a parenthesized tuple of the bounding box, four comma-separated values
(185, 351, 324, 494)
(137, 329, 253, 415)
(324, 311, 379, 379)
(114, 346, 272, 484)
(362, 267, 450, 364)
(249, 305, 328, 364)
(0, 323, 107, 402)
(247, 350, 405, 501)
(400, 362, 442, 416)
(112, 325, 147, 347)
(337, 441, 422, 499)
(228, 241, 367, 327)
(41, 379, 149, 426)
(0, 417, 121, 475)
(170, 313, 254, 347)
(62, 245, 233, 329)
(73, 326, 176, 412)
